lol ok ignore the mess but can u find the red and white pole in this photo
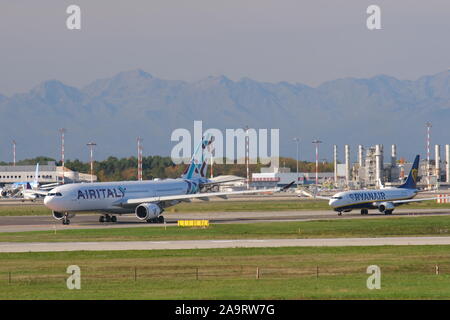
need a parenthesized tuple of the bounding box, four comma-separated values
(426, 122, 432, 189)
(244, 126, 249, 189)
(137, 137, 143, 181)
(87, 142, 96, 183)
(60, 128, 66, 184)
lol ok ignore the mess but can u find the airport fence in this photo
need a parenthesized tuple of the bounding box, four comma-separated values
(1, 263, 449, 286)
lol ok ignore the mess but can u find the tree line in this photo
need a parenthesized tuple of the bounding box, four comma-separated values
(0, 156, 334, 182)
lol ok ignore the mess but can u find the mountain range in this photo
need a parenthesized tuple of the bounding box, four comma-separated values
(1, 69, 449, 162)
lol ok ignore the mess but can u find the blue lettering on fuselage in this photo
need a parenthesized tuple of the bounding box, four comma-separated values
(77, 187, 126, 200)
(107, 189, 114, 198)
(349, 191, 386, 203)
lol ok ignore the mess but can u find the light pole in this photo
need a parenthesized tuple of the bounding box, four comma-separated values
(293, 138, 300, 187)
(312, 139, 322, 185)
(12, 140, 16, 166)
(86, 142, 97, 183)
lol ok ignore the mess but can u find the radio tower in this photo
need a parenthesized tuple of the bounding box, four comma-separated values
(12, 140, 16, 166)
(86, 142, 97, 183)
(210, 152, 214, 179)
(426, 122, 432, 189)
(137, 137, 143, 181)
(208, 141, 214, 179)
(59, 128, 66, 184)
(244, 126, 250, 189)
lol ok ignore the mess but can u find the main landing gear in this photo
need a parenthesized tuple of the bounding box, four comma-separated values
(99, 214, 117, 223)
(384, 210, 393, 215)
(361, 209, 369, 215)
(146, 216, 165, 224)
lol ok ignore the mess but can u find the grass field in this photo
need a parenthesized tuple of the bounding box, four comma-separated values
(0, 200, 329, 216)
(1, 199, 450, 217)
(1, 246, 449, 299)
(1, 215, 450, 242)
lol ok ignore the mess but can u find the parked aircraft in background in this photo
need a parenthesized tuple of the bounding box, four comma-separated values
(1, 164, 60, 200)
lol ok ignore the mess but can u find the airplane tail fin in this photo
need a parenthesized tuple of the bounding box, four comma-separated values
(399, 155, 420, 189)
(181, 135, 214, 180)
(303, 175, 309, 185)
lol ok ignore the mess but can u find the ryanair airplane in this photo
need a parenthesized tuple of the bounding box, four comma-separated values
(303, 155, 445, 215)
(44, 136, 291, 225)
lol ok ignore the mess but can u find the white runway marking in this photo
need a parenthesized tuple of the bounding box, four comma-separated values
(1, 236, 450, 253)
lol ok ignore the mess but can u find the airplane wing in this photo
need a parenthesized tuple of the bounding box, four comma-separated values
(23, 189, 49, 196)
(391, 197, 449, 204)
(39, 183, 61, 190)
(200, 177, 245, 187)
(299, 190, 332, 200)
(123, 182, 295, 206)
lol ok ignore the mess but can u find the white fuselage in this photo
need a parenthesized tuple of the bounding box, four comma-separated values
(44, 179, 199, 213)
(328, 187, 418, 211)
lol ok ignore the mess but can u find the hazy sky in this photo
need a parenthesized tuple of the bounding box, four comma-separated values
(0, 0, 449, 96)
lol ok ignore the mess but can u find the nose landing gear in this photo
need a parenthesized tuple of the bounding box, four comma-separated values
(62, 213, 71, 225)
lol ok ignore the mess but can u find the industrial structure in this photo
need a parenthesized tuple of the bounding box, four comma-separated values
(335, 143, 450, 189)
(250, 142, 450, 190)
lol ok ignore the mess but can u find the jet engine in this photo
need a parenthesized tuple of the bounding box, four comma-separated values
(135, 203, 161, 220)
(377, 202, 395, 213)
(24, 193, 37, 200)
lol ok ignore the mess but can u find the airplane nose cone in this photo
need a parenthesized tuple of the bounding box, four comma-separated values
(44, 196, 53, 207)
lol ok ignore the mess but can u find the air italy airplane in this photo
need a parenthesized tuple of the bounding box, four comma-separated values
(302, 155, 445, 215)
(44, 137, 292, 225)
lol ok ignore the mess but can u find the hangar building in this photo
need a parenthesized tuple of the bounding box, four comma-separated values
(0, 161, 97, 186)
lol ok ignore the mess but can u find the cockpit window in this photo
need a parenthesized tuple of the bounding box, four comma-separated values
(332, 196, 342, 199)
(47, 192, 62, 197)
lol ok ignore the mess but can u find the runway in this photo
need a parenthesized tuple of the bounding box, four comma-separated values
(1, 208, 450, 233)
(2, 236, 450, 252)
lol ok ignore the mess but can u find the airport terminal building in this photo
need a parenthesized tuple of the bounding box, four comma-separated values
(0, 161, 97, 185)
(251, 166, 335, 188)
